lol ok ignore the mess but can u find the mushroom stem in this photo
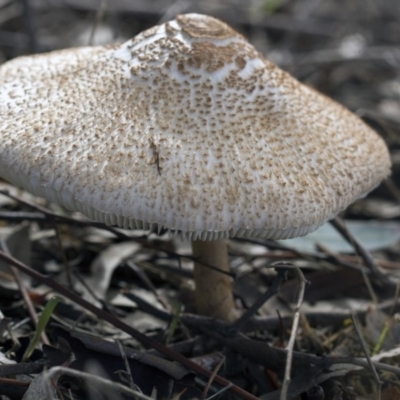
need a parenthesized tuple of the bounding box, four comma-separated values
(192, 239, 236, 321)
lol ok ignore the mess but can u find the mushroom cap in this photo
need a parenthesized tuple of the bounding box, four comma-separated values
(0, 14, 391, 240)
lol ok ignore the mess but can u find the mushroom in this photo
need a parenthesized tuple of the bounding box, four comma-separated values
(0, 14, 391, 321)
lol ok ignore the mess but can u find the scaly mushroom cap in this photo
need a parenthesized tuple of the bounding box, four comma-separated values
(0, 14, 391, 240)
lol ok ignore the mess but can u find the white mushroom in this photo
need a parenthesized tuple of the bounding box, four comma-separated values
(0, 14, 391, 320)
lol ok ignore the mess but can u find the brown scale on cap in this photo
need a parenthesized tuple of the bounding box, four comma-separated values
(0, 14, 391, 241)
(177, 14, 235, 39)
